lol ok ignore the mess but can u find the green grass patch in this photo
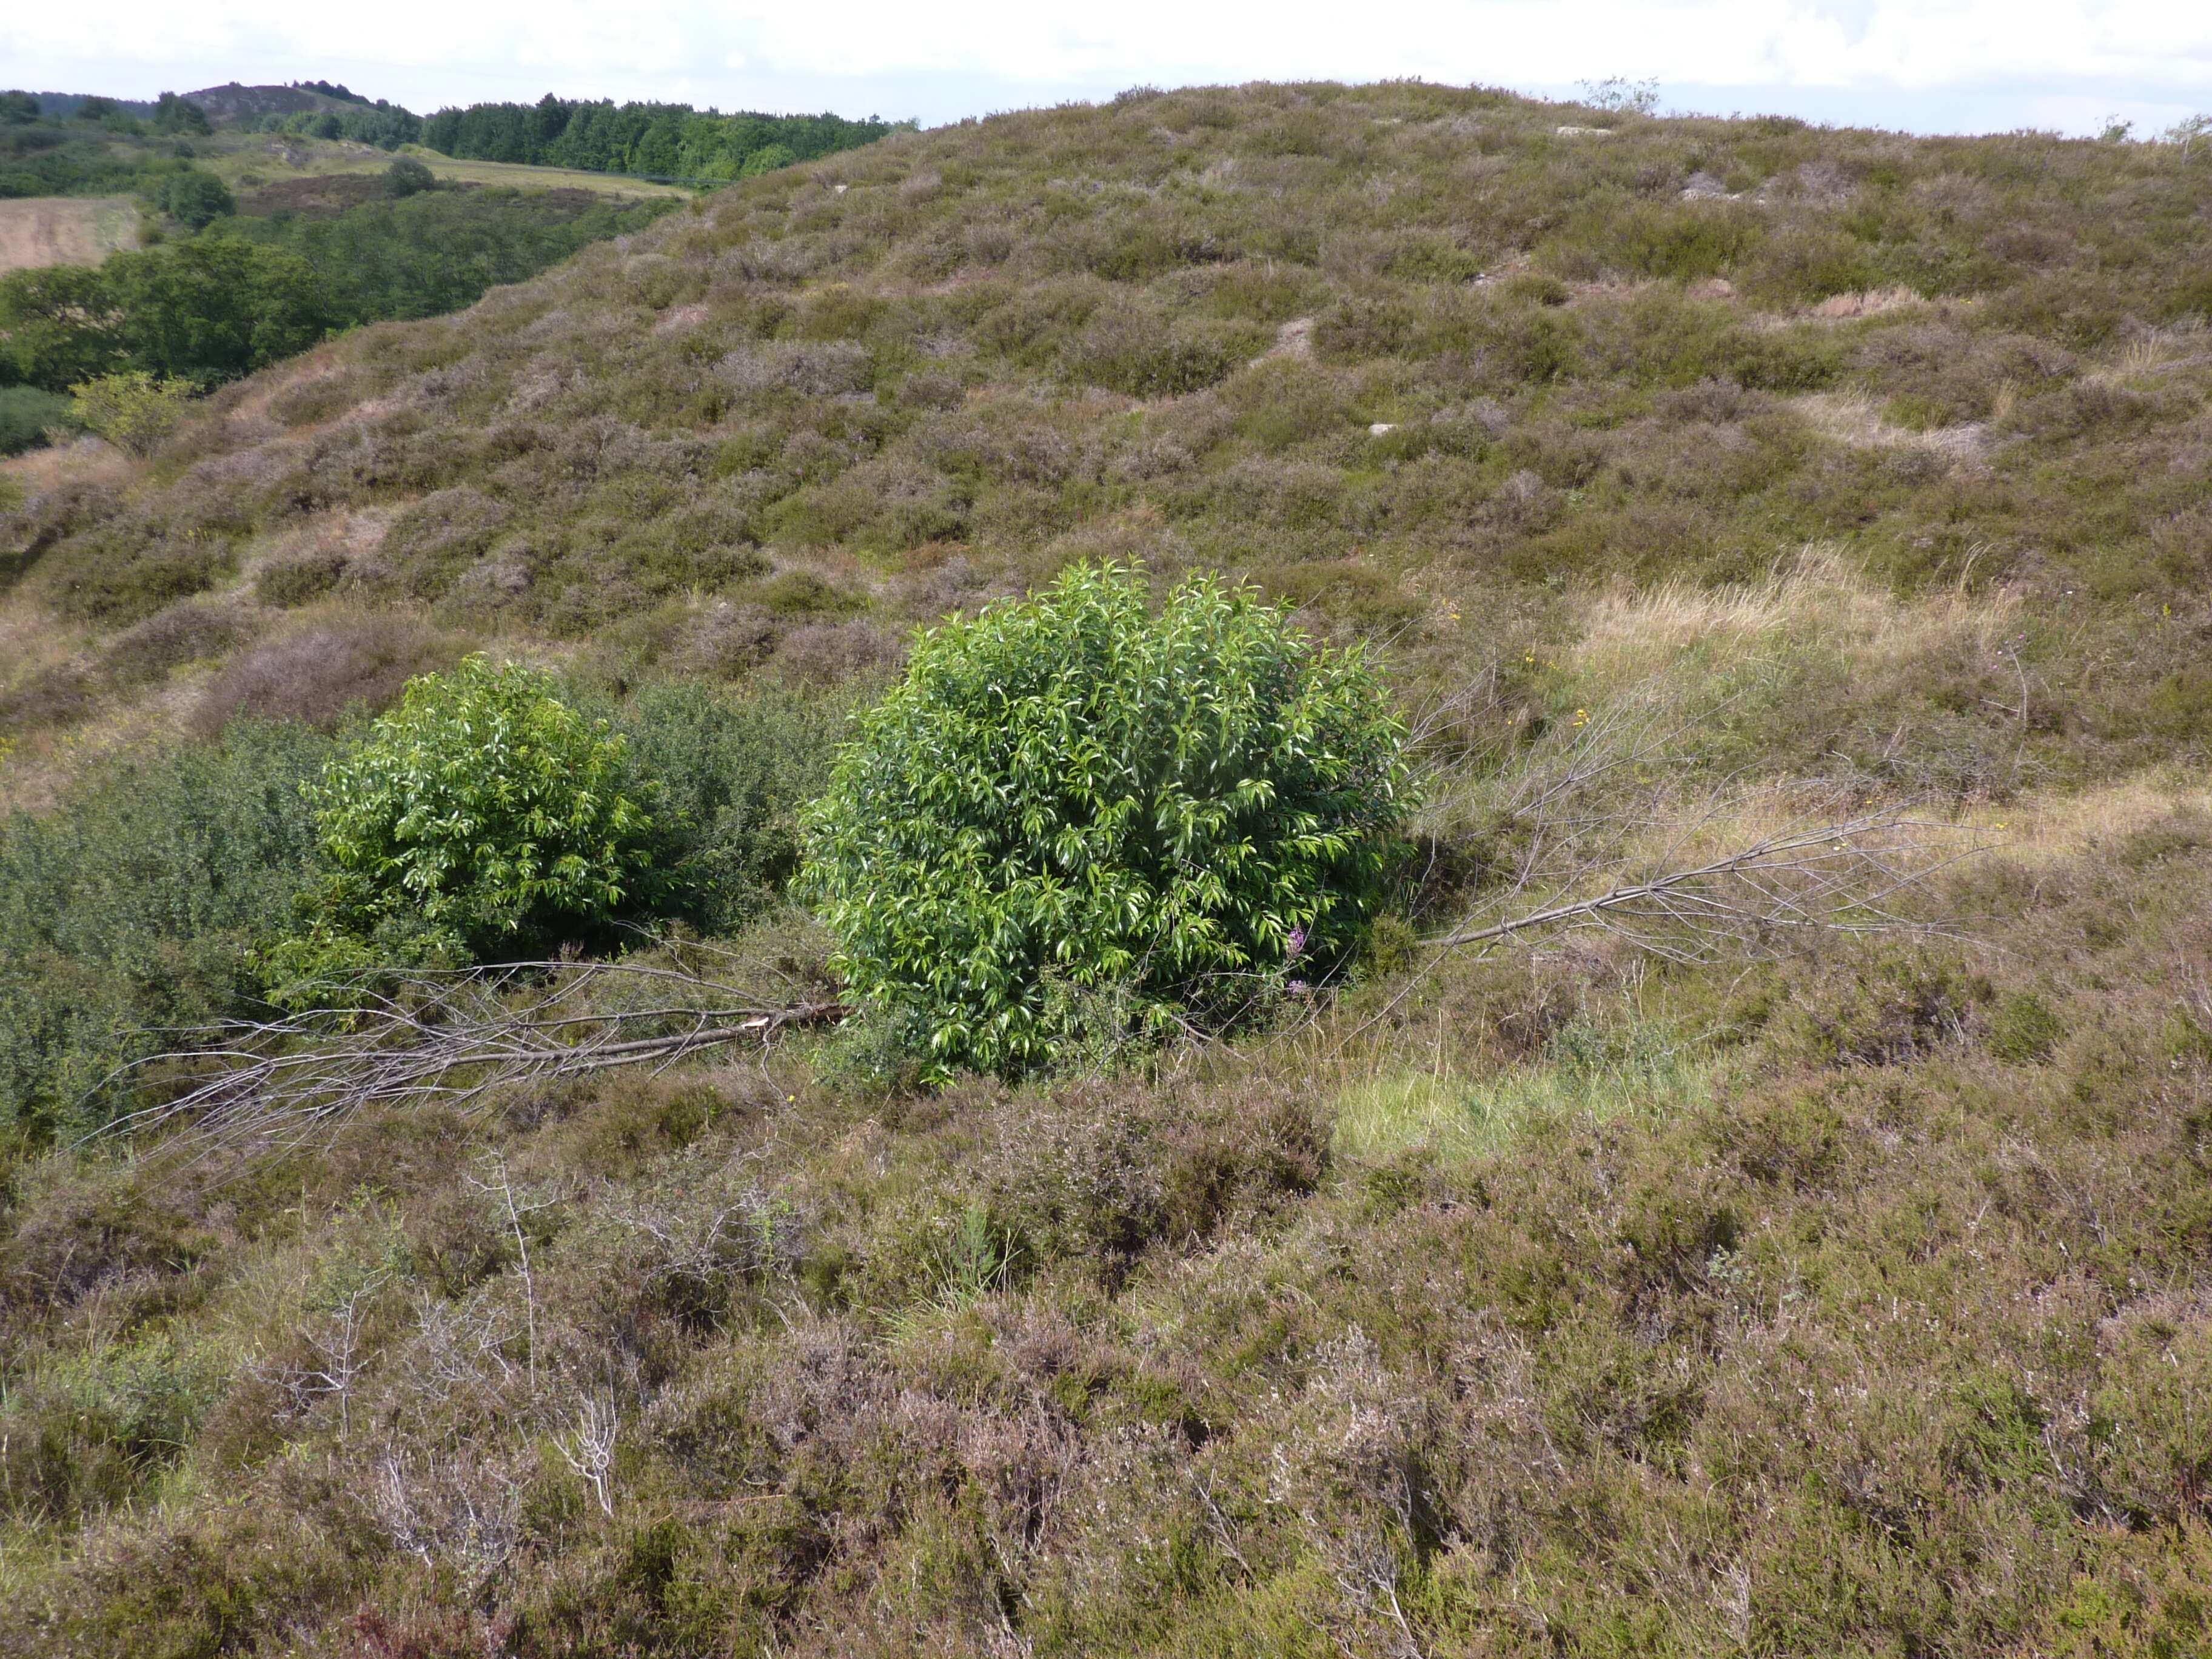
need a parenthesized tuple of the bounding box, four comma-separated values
(1332, 1020, 1709, 1163)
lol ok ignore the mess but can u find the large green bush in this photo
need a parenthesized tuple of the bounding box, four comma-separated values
(294, 655, 653, 964)
(801, 563, 1415, 1079)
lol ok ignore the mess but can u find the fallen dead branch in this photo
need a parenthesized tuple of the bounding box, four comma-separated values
(1424, 810, 1982, 962)
(95, 957, 845, 1161)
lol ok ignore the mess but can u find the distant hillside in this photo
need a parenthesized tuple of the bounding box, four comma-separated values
(181, 82, 357, 125)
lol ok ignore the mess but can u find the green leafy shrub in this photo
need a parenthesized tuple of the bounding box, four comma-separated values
(801, 562, 1415, 1079)
(383, 156, 435, 198)
(67, 371, 198, 457)
(289, 655, 654, 967)
(147, 168, 233, 230)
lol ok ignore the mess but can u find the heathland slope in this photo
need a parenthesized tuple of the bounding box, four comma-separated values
(0, 81, 2210, 1657)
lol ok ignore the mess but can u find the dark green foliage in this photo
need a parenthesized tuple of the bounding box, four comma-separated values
(619, 679, 848, 936)
(0, 720, 330, 1129)
(420, 96, 898, 180)
(149, 93, 210, 138)
(0, 121, 159, 200)
(0, 264, 119, 387)
(216, 186, 679, 327)
(147, 167, 233, 229)
(244, 102, 421, 152)
(383, 156, 434, 198)
(0, 384, 71, 454)
(803, 563, 1415, 1078)
(0, 189, 674, 389)
(0, 237, 329, 389)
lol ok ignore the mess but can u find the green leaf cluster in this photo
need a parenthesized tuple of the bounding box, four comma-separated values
(293, 656, 653, 965)
(801, 562, 1415, 1080)
(67, 370, 197, 457)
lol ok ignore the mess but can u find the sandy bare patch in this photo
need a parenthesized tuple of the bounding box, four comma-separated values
(1957, 773, 2212, 871)
(1792, 390, 1988, 466)
(1255, 317, 1315, 364)
(0, 195, 135, 275)
(1572, 543, 2020, 689)
(1808, 287, 1927, 320)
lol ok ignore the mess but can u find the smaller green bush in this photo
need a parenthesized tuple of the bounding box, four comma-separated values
(0, 720, 331, 1129)
(288, 655, 655, 967)
(383, 156, 435, 198)
(149, 168, 234, 229)
(618, 679, 847, 936)
(68, 371, 198, 458)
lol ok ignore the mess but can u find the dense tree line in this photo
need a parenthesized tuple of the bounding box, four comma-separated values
(420, 95, 902, 179)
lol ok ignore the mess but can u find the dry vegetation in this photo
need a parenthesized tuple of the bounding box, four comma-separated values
(1, 79, 2211, 1657)
(0, 197, 136, 276)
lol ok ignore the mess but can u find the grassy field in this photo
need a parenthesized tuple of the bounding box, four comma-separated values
(1, 79, 2211, 1657)
(197, 133, 691, 200)
(0, 195, 138, 275)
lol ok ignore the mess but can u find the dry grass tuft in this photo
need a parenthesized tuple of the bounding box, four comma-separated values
(1572, 543, 2019, 693)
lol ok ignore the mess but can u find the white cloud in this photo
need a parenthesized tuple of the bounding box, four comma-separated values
(4, 0, 2205, 133)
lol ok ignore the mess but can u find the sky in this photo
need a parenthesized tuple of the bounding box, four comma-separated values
(8, 0, 2208, 139)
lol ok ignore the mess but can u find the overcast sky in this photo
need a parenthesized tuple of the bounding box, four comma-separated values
(9, 0, 2208, 139)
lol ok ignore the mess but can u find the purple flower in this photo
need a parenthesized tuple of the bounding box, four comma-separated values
(1286, 925, 1307, 959)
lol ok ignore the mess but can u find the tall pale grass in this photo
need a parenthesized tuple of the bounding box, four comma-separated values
(1571, 543, 2019, 699)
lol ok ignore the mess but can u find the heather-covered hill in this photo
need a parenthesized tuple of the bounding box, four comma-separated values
(7, 79, 2207, 769)
(1, 81, 2211, 1658)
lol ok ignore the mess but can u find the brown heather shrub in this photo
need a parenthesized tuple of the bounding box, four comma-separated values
(193, 614, 467, 733)
(255, 549, 350, 607)
(101, 600, 256, 689)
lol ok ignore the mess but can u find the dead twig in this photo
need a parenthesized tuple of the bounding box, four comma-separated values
(91, 957, 845, 1162)
(1425, 811, 1983, 960)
